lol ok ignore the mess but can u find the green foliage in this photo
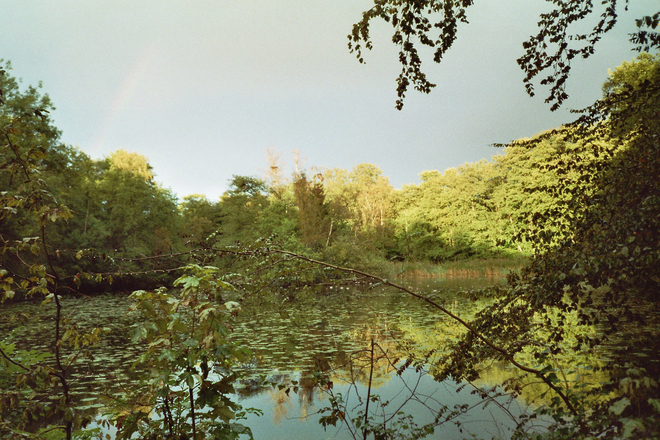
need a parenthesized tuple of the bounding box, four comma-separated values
(498, 133, 620, 251)
(320, 164, 396, 262)
(348, 0, 471, 109)
(107, 149, 153, 182)
(224, 175, 268, 198)
(1, 63, 183, 290)
(392, 160, 519, 262)
(93, 165, 179, 255)
(292, 172, 330, 249)
(435, 53, 660, 439)
(630, 13, 660, 52)
(0, 60, 69, 245)
(179, 194, 223, 246)
(324, 164, 394, 236)
(170, 147, 621, 268)
(0, 62, 104, 440)
(109, 265, 255, 440)
(214, 176, 270, 247)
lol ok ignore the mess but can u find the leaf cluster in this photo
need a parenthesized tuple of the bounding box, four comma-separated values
(109, 265, 254, 440)
(350, 0, 659, 110)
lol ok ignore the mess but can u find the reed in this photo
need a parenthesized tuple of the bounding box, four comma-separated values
(387, 257, 529, 279)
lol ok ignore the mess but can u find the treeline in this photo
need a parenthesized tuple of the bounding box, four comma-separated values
(0, 55, 655, 289)
(180, 129, 616, 266)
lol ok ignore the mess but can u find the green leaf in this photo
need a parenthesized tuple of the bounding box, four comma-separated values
(183, 338, 199, 348)
(621, 417, 645, 437)
(175, 275, 200, 290)
(30, 243, 40, 255)
(610, 397, 631, 415)
(648, 398, 660, 413)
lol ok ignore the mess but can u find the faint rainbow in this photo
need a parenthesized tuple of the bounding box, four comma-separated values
(90, 49, 154, 156)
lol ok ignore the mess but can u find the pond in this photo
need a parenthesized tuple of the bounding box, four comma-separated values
(1, 274, 551, 439)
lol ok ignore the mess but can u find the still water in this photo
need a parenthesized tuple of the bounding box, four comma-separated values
(1, 275, 547, 439)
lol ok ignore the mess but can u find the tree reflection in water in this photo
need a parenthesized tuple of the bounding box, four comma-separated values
(232, 284, 550, 440)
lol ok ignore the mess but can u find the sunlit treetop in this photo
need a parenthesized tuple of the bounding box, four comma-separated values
(349, 0, 659, 110)
(108, 148, 154, 182)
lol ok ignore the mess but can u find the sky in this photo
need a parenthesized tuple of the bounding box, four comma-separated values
(2, 1, 653, 200)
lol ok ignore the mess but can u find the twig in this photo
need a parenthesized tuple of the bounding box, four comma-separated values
(0, 346, 30, 371)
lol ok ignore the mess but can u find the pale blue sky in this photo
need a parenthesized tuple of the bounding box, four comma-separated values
(2, 1, 653, 199)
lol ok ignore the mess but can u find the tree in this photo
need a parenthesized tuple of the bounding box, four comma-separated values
(0, 62, 96, 440)
(179, 194, 223, 245)
(438, 52, 660, 439)
(347, 164, 394, 234)
(1, 66, 255, 439)
(495, 132, 620, 251)
(292, 172, 330, 249)
(93, 156, 180, 257)
(350, 1, 659, 110)
(262, 148, 288, 200)
(318, 164, 397, 262)
(323, 164, 394, 237)
(391, 160, 515, 261)
(0, 61, 65, 244)
(216, 176, 270, 246)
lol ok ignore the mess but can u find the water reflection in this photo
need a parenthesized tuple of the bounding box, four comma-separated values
(2, 276, 548, 439)
(227, 276, 541, 439)
(234, 364, 538, 440)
